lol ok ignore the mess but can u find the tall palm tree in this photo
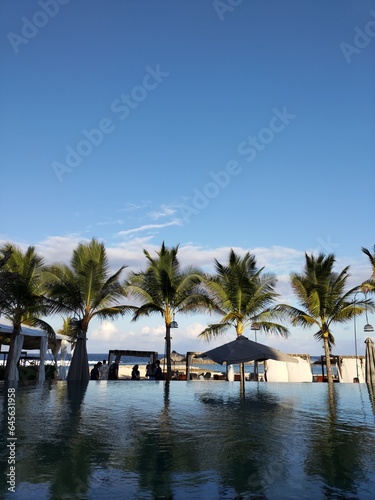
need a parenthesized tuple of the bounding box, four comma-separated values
(0, 243, 53, 381)
(44, 238, 132, 381)
(361, 245, 375, 293)
(199, 249, 289, 387)
(280, 253, 373, 385)
(199, 249, 289, 340)
(125, 242, 213, 380)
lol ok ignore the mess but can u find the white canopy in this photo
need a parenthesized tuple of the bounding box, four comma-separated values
(0, 323, 71, 382)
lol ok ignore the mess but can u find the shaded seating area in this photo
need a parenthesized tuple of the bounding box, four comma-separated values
(108, 349, 158, 379)
(314, 355, 340, 382)
(186, 351, 226, 380)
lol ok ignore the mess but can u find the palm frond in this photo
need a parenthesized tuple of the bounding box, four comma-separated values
(198, 322, 231, 340)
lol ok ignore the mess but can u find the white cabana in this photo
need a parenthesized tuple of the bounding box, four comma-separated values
(264, 359, 289, 382)
(337, 356, 365, 383)
(0, 323, 71, 382)
(265, 356, 313, 382)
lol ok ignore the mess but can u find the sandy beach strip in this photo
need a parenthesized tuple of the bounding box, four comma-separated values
(116, 363, 224, 380)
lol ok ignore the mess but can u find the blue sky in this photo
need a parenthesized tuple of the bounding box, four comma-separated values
(1, 0, 374, 356)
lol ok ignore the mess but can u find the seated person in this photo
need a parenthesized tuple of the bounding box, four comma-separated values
(90, 362, 102, 380)
(131, 364, 140, 380)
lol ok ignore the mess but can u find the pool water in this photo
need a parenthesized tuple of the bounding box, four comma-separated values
(1, 380, 375, 499)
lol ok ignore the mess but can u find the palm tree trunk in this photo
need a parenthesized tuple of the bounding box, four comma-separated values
(4, 325, 22, 381)
(165, 324, 172, 380)
(323, 336, 333, 386)
(67, 327, 89, 382)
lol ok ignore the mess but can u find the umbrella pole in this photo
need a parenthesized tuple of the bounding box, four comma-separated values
(240, 363, 245, 394)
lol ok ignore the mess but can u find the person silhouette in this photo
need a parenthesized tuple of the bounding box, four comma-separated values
(108, 360, 119, 380)
(131, 364, 140, 380)
(154, 360, 163, 380)
(90, 362, 102, 380)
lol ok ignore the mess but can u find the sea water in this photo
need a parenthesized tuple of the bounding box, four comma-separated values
(1, 380, 375, 499)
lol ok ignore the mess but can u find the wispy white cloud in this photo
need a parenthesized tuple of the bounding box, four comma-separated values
(117, 220, 181, 237)
(97, 219, 124, 226)
(148, 206, 177, 220)
(117, 202, 151, 213)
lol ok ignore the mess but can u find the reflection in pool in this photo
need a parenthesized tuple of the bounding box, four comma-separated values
(1, 381, 375, 499)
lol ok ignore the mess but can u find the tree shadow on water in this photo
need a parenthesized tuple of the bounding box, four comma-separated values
(120, 380, 212, 500)
(196, 389, 296, 499)
(304, 384, 375, 498)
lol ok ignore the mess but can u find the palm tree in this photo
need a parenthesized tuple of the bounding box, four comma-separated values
(280, 253, 373, 385)
(199, 249, 289, 340)
(125, 242, 213, 380)
(361, 245, 375, 293)
(57, 316, 77, 339)
(44, 238, 133, 381)
(0, 243, 54, 381)
(199, 249, 289, 386)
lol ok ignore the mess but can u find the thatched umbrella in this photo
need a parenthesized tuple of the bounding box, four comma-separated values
(170, 350, 185, 365)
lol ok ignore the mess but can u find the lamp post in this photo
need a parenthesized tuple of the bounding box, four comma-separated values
(353, 291, 374, 381)
(251, 323, 260, 343)
(251, 323, 261, 380)
(164, 314, 178, 379)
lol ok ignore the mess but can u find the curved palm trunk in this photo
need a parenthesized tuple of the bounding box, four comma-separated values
(323, 336, 333, 386)
(165, 324, 172, 380)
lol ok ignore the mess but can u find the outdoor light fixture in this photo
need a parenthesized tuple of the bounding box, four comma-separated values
(251, 323, 260, 343)
(170, 314, 178, 329)
(353, 291, 374, 380)
(364, 293, 374, 333)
